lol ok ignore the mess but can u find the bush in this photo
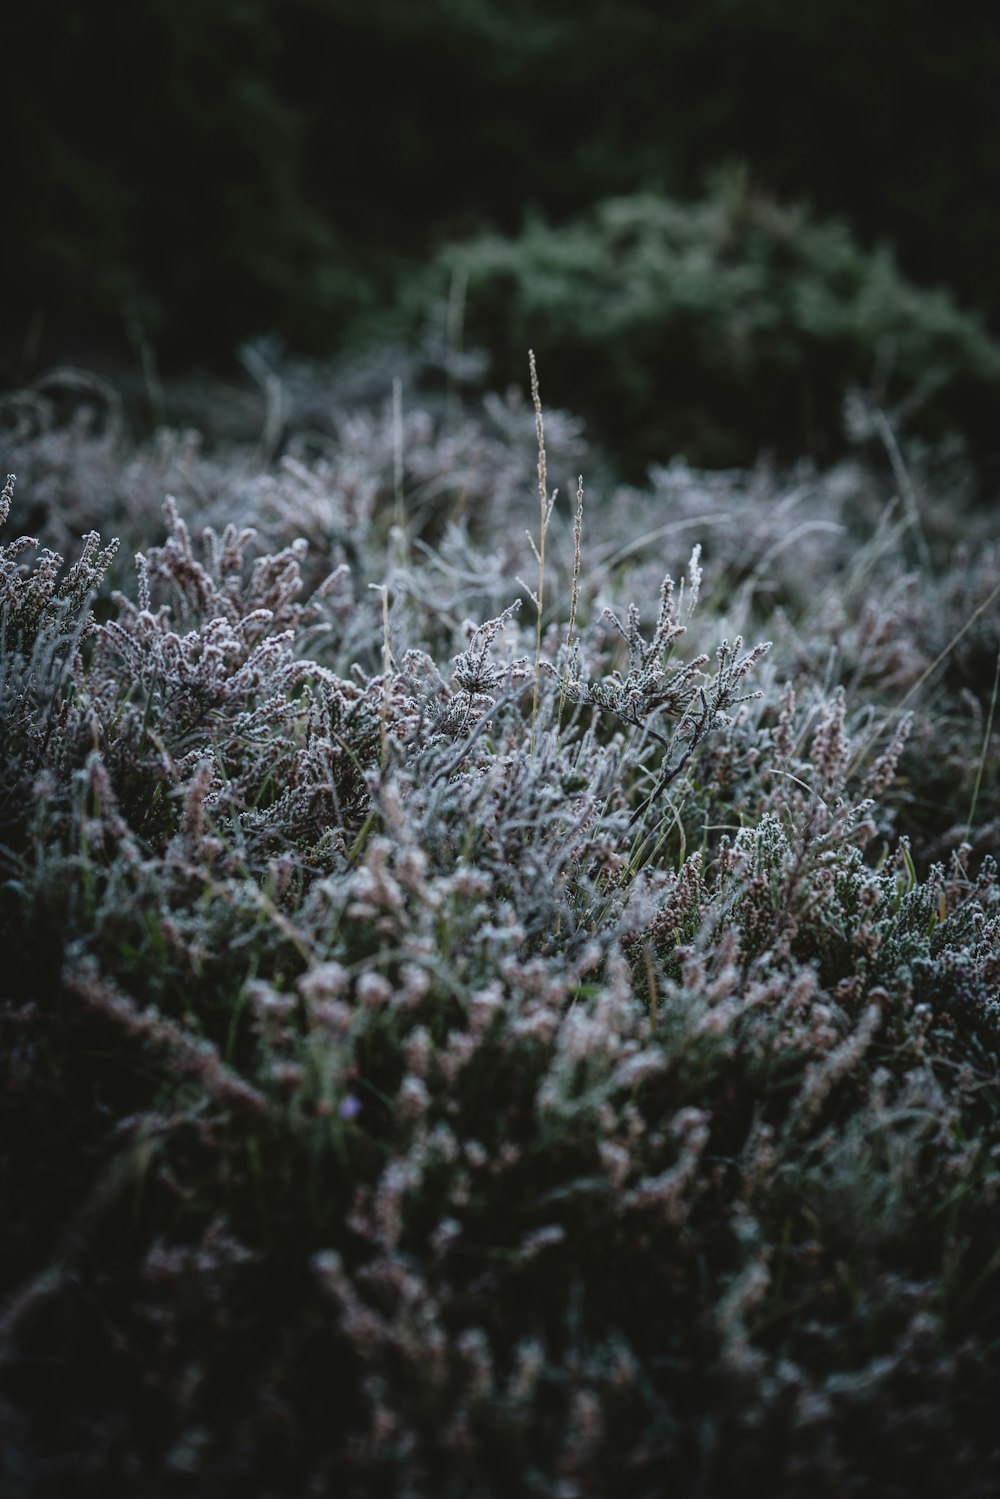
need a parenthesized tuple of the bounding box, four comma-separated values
(414, 181, 1000, 473)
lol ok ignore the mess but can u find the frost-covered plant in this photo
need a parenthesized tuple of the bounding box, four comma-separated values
(558, 546, 770, 826)
(1, 362, 999, 1499)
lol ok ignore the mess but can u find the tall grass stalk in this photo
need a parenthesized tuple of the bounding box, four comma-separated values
(966, 633, 1000, 839)
(369, 580, 394, 765)
(391, 375, 408, 565)
(872, 406, 934, 576)
(556, 474, 585, 734)
(527, 350, 555, 756)
(567, 474, 584, 652)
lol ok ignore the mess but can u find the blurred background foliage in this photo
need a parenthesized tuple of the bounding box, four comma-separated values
(410, 184, 1000, 473)
(6, 0, 1000, 470)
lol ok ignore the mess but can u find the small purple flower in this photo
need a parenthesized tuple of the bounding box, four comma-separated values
(338, 1093, 362, 1121)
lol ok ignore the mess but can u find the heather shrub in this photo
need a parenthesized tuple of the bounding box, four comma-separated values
(413, 182, 1000, 473)
(1, 361, 999, 1497)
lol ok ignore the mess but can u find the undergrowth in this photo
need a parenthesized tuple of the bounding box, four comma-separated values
(1, 360, 999, 1498)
